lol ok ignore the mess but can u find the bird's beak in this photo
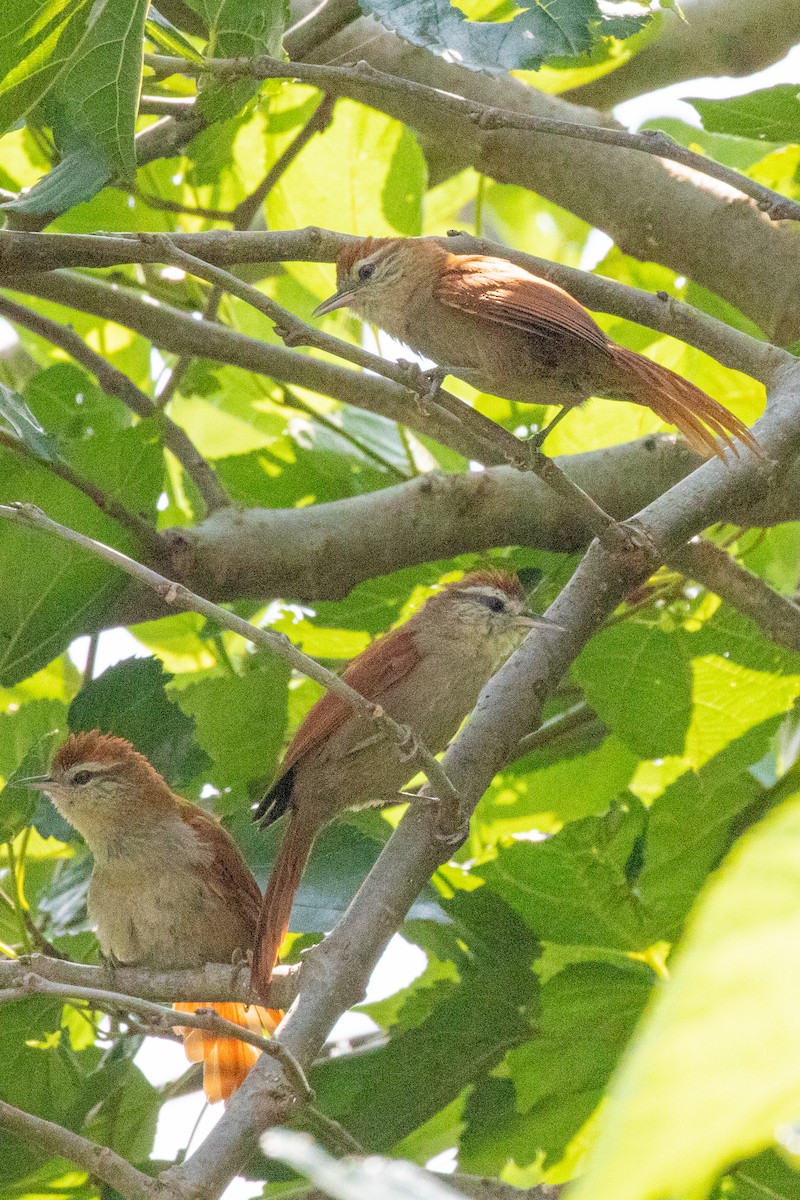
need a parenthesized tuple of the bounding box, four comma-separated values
(517, 612, 563, 632)
(12, 774, 53, 789)
(312, 288, 352, 319)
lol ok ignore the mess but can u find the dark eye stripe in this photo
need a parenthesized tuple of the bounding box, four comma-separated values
(475, 594, 505, 613)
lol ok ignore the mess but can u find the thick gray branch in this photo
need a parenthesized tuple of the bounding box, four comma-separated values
(297, 22, 800, 343)
(0, 954, 299, 1007)
(568, 0, 800, 109)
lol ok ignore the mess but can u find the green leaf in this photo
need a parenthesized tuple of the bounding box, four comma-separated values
(637, 717, 781, 940)
(358, 0, 650, 72)
(174, 656, 290, 796)
(0, 456, 130, 686)
(186, 0, 289, 122)
(480, 799, 649, 952)
(573, 622, 693, 758)
(311, 889, 536, 1150)
(68, 657, 209, 786)
(568, 790, 800, 1200)
(690, 86, 800, 143)
(0, 711, 64, 840)
(5, 0, 149, 216)
(0, 382, 58, 461)
(0, 0, 91, 136)
(464, 962, 652, 1169)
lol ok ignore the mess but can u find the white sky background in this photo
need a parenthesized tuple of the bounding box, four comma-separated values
(63, 42, 800, 1199)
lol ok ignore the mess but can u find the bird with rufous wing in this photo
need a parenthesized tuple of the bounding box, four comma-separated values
(252, 570, 555, 996)
(27, 730, 282, 1104)
(314, 237, 761, 461)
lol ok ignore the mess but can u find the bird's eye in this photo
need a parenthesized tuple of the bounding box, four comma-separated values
(358, 262, 376, 282)
(72, 770, 93, 786)
(476, 594, 505, 614)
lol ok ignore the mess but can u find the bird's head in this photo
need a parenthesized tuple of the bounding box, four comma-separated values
(423, 570, 560, 670)
(21, 730, 175, 851)
(313, 237, 430, 325)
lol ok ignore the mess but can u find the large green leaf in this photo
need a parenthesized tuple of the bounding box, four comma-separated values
(567, 791, 800, 1200)
(690, 87, 800, 144)
(359, 0, 650, 73)
(68, 657, 210, 786)
(0, 0, 91, 135)
(186, 0, 288, 122)
(480, 799, 649, 952)
(5, 0, 149, 216)
(463, 961, 652, 1170)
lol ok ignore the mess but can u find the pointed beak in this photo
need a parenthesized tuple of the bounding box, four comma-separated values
(517, 612, 563, 632)
(312, 288, 352, 319)
(12, 775, 53, 789)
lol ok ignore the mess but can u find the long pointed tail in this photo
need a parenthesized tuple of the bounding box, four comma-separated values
(609, 344, 762, 461)
(251, 813, 318, 1000)
(173, 1001, 283, 1104)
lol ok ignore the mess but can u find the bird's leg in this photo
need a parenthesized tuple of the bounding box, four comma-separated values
(526, 405, 571, 450)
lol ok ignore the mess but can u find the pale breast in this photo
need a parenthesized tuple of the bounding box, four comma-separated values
(86, 819, 253, 968)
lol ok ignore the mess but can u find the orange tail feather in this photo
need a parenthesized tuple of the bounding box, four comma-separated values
(251, 813, 318, 1000)
(610, 345, 762, 461)
(173, 1001, 283, 1103)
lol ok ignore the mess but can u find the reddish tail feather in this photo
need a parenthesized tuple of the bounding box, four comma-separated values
(610, 344, 762, 461)
(173, 1001, 283, 1103)
(251, 814, 318, 1000)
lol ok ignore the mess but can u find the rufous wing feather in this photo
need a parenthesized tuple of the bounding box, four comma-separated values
(174, 1001, 282, 1103)
(252, 624, 423, 994)
(436, 256, 610, 350)
(254, 625, 422, 826)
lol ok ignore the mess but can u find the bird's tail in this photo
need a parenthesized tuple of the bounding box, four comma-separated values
(609, 344, 762, 461)
(173, 1001, 283, 1104)
(251, 812, 318, 1000)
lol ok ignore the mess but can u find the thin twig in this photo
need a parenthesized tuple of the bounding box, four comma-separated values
(0, 293, 231, 515)
(233, 95, 335, 230)
(147, 54, 800, 224)
(0, 502, 462, 810)
(0, 429, 163, 554)
(515, 701, 599, 757)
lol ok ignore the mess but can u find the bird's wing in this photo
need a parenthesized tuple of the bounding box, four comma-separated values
(435, 255, 609, 352)
(282, 625, 421, 774)
(180, 805, 262, 930)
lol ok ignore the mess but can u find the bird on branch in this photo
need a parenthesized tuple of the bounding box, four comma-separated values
(251, 570, 556, 996)
(314, 236, 761, 461)
(26, 730, 282, 1103)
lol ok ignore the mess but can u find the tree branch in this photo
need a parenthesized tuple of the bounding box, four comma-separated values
(566, 0, 800, 109)
(0, 228, 780, 380)
(0, 953, 298, 1006)
(0, 1100, 165, 1200)
(156, 54, 800, 224)
(0, 293, 231, 516)
(668, 537, 800, 650)
(0, 503, 462, 811)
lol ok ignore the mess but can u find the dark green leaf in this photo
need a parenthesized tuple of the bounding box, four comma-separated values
(68, 657, 209, 786)
(0, 0, 91, 136)
(359, 0, 650, 73)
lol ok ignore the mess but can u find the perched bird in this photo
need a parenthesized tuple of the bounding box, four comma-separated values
(28, 731, 282, 1103)
(252, 570, 552, 995)
(314, 237, 760, 461)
